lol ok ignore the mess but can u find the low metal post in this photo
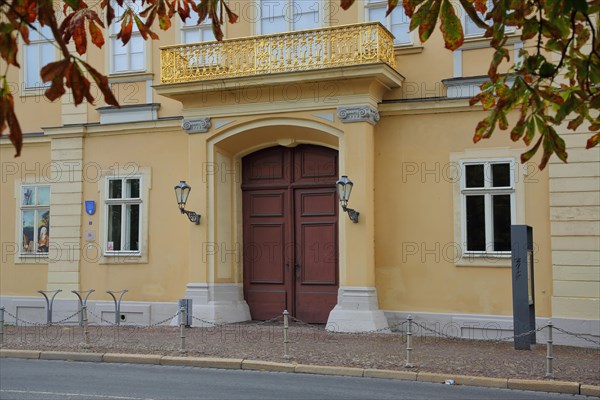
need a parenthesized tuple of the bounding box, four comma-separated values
(82, 305, 90, 348)
(546, 320, 554, 380)
(72, 290, 95, 327)
(106, 290, 128, 326)
(405, 315, 414, 368)
(0, 306, 5, 346)
(38, 290, 62, 325)
(179, 306, 187, 355)
(283, 310, 290, 359)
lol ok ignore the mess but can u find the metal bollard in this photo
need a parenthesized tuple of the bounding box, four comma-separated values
(82, 305, 90, 347)
(38, 290, 62, 325)
(179, 306, 187, 355)
(546, 320, 554, 380)
(405, 315, 414, 368)
(283, 310, 290, 359)
(106, 290, 128, 326)
(0, 306, 4, 346)
(72, 289, 95, 327)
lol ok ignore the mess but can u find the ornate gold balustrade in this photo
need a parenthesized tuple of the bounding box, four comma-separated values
(160, 22, 396, 84)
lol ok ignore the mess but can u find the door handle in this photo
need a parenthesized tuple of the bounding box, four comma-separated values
(295, 263, 301, 275)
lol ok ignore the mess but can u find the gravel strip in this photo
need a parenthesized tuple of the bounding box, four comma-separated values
(2, 323, 598, 385)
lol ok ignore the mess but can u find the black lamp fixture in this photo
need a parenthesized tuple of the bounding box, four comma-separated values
(174, 180, 200, 225)
(336, 175, 359, 223)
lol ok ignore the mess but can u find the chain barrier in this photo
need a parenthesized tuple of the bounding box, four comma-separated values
(4, 309, 81, 327)
(553, 326, 600, 346)
(191, 314, 283, 328)
(87, 309, 118, 326)
(410, 320, 548, 343)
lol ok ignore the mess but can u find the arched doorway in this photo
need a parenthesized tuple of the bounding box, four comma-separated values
(242, 144, 339, 323)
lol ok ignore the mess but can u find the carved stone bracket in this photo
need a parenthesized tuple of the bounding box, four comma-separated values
(337, 105, 380, 125)
(182, 117, 211, 134)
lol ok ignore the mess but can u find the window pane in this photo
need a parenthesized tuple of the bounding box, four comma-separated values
(108, 204, 122, 251)
(22, 210, 35, 253)
(37, 210, 50, 253)
(130, 35, 144, 53)
(262, 15, 286, 34)
(114, 54, 128, 72)
(493, 195, 511, 251)
(201, 27, 216, 42)
(368, 7, 386, 26)
(124, 204, 140, 251)
(466, 195, 485, 251)
(126, 179, 140, 198)
(492, 163, 511, 187)
(295, 11, 319, 30)
(131, 52, 145, 71)
(41, 43, 55, 67)
(109, 180, 122, 198)
(22, 187, 35, 206)
(465, 164, 484, 188)
(391, 8, 411, 44)
(184, 30, 200, 44)
(37, 186, 50, 206)
(25, 45, 40, 87)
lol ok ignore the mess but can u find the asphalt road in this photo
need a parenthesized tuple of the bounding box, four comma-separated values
(0, 358, 590, 400)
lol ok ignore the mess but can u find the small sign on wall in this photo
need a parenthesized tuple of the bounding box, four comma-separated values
(85, 201, 96, 215)
(84, 230, 96, 242)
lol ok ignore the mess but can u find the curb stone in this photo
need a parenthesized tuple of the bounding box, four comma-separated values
(508, 378, 580, 395)
(1, 351, 597, 397)
(0, 349, 40, 359)
(581, 385, 600, 397)
(295, 364, 364, 377)
(242, 360, 296, 373)
(363, 368, 417, 381)
(40, 351, 103, 362)
(161, 356, 243, 369)
(103, 353, 162, 365)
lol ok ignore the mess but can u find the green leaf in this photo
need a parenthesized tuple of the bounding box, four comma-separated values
(439, 0, 463, 50)
(521, 135, 543, 163)
(418, 0, 441, 43)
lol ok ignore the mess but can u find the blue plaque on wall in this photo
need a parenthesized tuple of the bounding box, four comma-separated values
(85, 200, 96, 215)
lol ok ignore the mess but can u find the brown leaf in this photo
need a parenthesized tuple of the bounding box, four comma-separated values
(88, 20, 105, 48)
(82, 61, 120, 107)
(586, 133, 599, 149)
(340, 0, 356, 10)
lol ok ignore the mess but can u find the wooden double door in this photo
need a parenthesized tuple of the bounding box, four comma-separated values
(242, 145, 339, 323)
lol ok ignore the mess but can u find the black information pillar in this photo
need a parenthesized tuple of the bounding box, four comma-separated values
(511, 225, 536, 350)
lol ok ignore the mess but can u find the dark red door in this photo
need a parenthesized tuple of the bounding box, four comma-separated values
(242, 145, 338, 323)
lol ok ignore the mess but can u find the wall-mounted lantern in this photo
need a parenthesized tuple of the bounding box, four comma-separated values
(174, 181, 200, 225)
(336, 175, 359, 223)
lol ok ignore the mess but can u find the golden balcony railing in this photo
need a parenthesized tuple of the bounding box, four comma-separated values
(160, 22, 396, 84)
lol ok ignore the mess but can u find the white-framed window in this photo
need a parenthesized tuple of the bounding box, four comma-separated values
(182, 8, 217, 43)
(110, 0, 145, 73)
(20, 185, 50, 255)
(104, 176, 142, 255)
(24, 22, 55, 88)
(460, 159, 516, 255)
(365, 0, 411, 45)
(462, 0, 514, 37)
(258, 0, 322, 34)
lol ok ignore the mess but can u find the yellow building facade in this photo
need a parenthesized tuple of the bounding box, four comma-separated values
(1, 1, 598, 343)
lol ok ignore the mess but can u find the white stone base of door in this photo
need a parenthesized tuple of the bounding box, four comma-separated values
(326, 286, 390, 333)
(179, 283, 251, 326)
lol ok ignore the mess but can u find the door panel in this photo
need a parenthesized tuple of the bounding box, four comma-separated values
(242, 145, 338, 323)
(294, 188, 338, 323)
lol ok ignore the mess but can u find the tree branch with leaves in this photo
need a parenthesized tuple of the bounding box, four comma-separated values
(0, 0, 598, 169)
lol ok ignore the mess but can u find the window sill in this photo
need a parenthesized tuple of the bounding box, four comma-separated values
(19, 87, 50, 98)
(456, 254, 512, 268)
(461, 32, 520, 48)
(16, 254, 49, 264)
(109, 71, 154, 83)
(394, 45, 424, 55)
(99, 252, 147, 265)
